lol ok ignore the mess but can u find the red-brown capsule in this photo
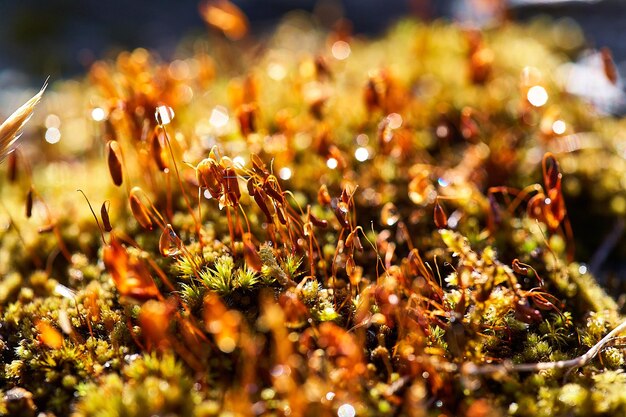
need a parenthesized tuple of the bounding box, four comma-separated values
(309, 97, 326, 120)
(455, 291, 467, 316)
(151, 127, 169, 172)
(530, 294, 558, 311)
(38, 223, 55, 234)
(101, 201, 113, 232)
(331, 197, 349, 229)
(106, 140, 123, 186)
(318, 184, 331, 206)
(545, 187, 566, 231)
(542, 153, 561, 192)
(527, 193, 546, 223)
(236, 103, 257, 136)
(407, 248, 431, 280)
(242, 232, 262, 272)
(475, 276, 494, 303)
(25, 186, 33, 218)
(103, 234, 160, 300)
(275, 203, 288, 225)
(246, 178, 256, 196)
(514, 299, 542, 324)
(512, 259, 529, 275)
(346, 229, 363, 251)
(340, 187, 353, 206)
(345, 255, 356, 277)
(196, 158, 223, 198)
(601, 47, 618, 85)
(308, 211, 328, 228)
(352, 233, 363, 252)
(129, 187, 153, 230)
(253, 189, 273, 222)
(263, 180, 283, 204)
(469, 46, 493, 85)
(364, 78, 380, 113)
(314, 55, 332, 80)
(279, 291, 309, 329)
(345, 229, 363, 250)
(7, 150, 17, 183)
(224, 168, 241, 206)
(250, 154, 269, 179)
(433, 201, 447, 229)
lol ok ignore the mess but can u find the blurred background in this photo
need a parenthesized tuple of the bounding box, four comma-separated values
(0, 0, 625, 279)
(0, 0, 624, 83)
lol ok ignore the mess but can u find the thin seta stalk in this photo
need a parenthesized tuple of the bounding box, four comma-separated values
(158, 122, 203, 247)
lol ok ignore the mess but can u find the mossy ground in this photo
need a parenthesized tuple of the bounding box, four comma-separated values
(1, 13, 626, 417)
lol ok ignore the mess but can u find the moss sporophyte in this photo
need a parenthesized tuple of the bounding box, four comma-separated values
(2, 6, 626, 417)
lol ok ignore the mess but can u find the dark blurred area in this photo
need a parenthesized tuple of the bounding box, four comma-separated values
(0, 0, 625, 84)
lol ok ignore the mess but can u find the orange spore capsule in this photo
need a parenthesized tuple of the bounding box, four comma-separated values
(25, 186, 33, 218)
(103, 234, 160, 300)
(35, 320, 64, 349)
(151, 126, 169, 172)
(242, 232, 262, 272)
(106, 140, 123, 186)
(129, 187, 153, 230)
(101, 201, 113, 232)
(434, 201, 448, 229)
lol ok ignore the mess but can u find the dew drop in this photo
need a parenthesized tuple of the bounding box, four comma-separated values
(552, 119, 566, 134)
(45, 127, 61, 144)
(209, 106, 229, 128)
(337, 403, 355, 417)
(279, 167, 292, 180)
(91, 107, 106, 121)
(331, 41, 351, 60)
(155, 105, 175, 125)
(527, 85, 548, 107)
(354, 147, 369, 162)
(268, 62, 287, 80)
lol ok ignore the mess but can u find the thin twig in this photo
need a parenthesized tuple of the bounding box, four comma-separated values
(458, 318, 626, 376)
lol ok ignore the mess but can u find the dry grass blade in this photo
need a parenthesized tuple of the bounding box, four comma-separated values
(0, 81, 47, 159)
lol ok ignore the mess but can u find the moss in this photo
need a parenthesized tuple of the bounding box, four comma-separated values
(73, 354, 200, 417)
(2, 12, 626, 417)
